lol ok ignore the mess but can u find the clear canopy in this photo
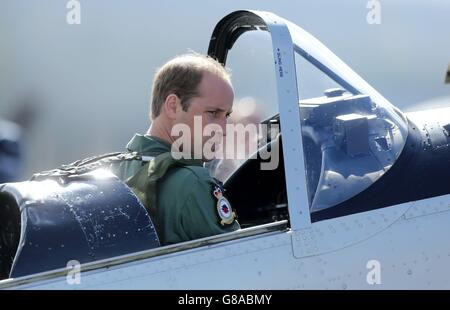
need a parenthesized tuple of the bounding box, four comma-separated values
(284, 19, 409, 211)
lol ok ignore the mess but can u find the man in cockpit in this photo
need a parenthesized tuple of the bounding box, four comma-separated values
(113, 53, 240, 245)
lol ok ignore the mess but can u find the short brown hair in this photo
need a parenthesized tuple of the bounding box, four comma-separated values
(150, 52, 231, 119)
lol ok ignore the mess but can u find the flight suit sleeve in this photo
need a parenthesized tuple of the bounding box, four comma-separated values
(178, 178, 240, 241)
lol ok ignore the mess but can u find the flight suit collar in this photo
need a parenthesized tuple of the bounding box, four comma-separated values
(126, 134, 171, 155)
(126, 134, 204, 167)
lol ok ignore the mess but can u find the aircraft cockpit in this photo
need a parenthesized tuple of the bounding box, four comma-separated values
(215, 11, 409, 227)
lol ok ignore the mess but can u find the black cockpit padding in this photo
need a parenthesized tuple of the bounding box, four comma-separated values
(0, 190, 21, 280)
(224, 139, 288, 227)
(0, 173, 160, 279)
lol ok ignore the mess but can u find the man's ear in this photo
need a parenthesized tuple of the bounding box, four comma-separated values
(162, 93, 181, 120)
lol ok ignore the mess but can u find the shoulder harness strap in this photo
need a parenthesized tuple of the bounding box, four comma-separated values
(125, 152, 202, 235)
(30, 151, 152, 181)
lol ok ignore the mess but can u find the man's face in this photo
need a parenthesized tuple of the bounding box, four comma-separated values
(172, 72, 234, 161)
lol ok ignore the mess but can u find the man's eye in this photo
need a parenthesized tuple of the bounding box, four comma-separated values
(207, 111, 218, 117)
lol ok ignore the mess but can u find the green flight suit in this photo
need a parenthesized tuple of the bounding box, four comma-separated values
(112, 134, 240, 245)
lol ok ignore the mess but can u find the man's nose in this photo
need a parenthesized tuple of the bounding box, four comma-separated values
(218, 117, 227, 136)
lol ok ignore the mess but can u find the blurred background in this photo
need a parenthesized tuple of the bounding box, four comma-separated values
(0, 0, 449, 179)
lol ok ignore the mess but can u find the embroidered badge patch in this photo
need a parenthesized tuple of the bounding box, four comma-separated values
(213, 185, 236, 226)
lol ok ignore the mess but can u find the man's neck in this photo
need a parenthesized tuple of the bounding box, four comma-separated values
(146, 119, 173, 145)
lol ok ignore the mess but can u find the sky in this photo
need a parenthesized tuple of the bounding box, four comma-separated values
(0, 0, 449, 177)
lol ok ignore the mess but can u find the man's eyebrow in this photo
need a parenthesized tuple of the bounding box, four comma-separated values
(205, 107, 233, 113)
